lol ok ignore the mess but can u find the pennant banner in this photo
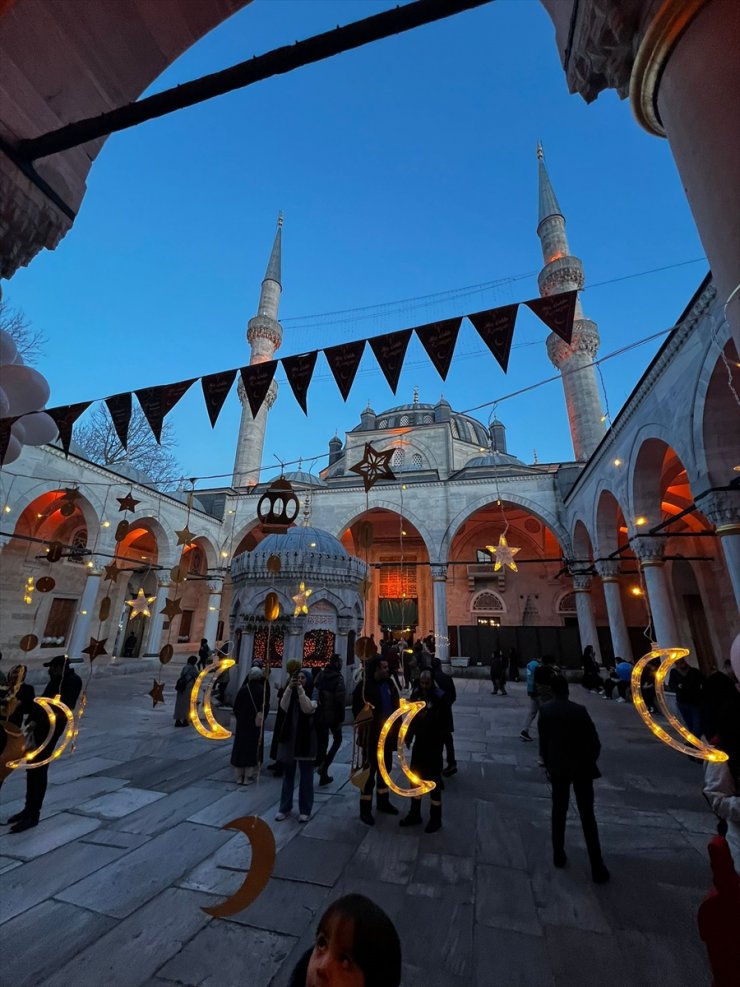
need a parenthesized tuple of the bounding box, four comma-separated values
(201, 369, 237, 428)
(468, 304, 519, 373)
(282, 351, 318, 415)
(240, 361, 277, 419)
(48, 402, 93, 455)
(105, 392, 132, 451)
(415, 317, 462, 381)
(525, 290, 577, 344)
(136, 380, 195, 443)
(324, 340, 366, 401)
(368, 329, 412, 395)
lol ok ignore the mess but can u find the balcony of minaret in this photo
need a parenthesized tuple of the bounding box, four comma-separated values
(247, 314, 282, 354)
(538, 256, 585, 297)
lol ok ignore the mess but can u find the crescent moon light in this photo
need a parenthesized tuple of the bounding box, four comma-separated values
(377, 699, 436, 798)
(190, 658, 235, 741)
(6, 695, 75, 770)
(201, 814, 276, 917)
(631, 648, 728, 763)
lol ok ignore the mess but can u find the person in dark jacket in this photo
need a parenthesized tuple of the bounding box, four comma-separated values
(7, 655, 82, 833)
(0, 664, 36, 793)
(399, 669, 446, 832)
(490, 648, 508, 695)
(173, 656, 199, 727)
(580, 645, 603, 693)
(668, 657, 704, 736)
(352, 656, 401, 826)
(197, 638, 212, 671)
(314, 654, 346, 786)
(431, 656, 457, 777)
(538, 676, 609, 883)
(508, 646, 521, 683)
(275, 669, 317, 823)
(230, 664, 270, 784)
(287, 893, 402, 987)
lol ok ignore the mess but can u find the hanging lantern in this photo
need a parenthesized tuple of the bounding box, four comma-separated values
(264, 592, 281, 622)
(257, 478, 299, 535)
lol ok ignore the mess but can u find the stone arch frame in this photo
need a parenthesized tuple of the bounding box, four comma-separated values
(229, 517, 262, 558)
(690, 314, 734, 486)
(234, 585, 295, 619)
(6, 483, 103, 548)
(470, 589, 507, 614)
(692, 333, 740, 488)
(571, 517, 595, 566)
(556, 589, 578, 614)
(334, 501, 436, 562)
(306, 587, 350, 617)
(117, 514, 175, 568)
(441, 492, 571, 563)
(593, 484, 631, 558)
(627, 425, 696, 523)
(189, 535, 218, 572)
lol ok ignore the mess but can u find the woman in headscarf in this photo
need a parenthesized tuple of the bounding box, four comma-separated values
(400, 668, 446, 832)
(173, 656, 199, 727)
(230, 663, 270, 784)
(275, 668, 317, 823)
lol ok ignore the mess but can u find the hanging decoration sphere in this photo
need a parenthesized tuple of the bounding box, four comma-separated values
(264, 592, 281, 622)
(266, 554, 282, 574)
(46, 541, 64, 563)
(355, 636, 377, 662)
(20, 633, 39, 652)
(99, 596, 112, 621)
(36, 576, 55, 593)
(159, 644, 174, 664)
(59, 501, 75, 517)
(115, 520, 130, 543)
(257, 478, 299, 535)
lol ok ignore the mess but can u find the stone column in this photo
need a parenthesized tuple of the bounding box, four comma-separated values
(143, 579, 171, 657)
(336, 616, 353, 691)
(67, 568, 103, 658)
(572, 574, 601, 663)
(699, 491, 740, 611)
(284, 621, 304, 668)
(430, 564, 449, 662)
(633, 538, 680, 648)
(596, 562, 633, 663)
(202, 577, 225, 649)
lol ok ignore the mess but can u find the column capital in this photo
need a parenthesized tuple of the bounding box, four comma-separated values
(336, 617, 353, 634)
(572, 574, 592, 592)
(207, 577, 225, 594)
(156, 578, 172, 590)
(632, 536, 666, 566)
(595, 560, 621, 582)
(430, 563, 448, 582)
(696, 489, 740, 533)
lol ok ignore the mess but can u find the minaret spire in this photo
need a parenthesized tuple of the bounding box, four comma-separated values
(535, 148, 605, 462)
(263, 211, 282, 287)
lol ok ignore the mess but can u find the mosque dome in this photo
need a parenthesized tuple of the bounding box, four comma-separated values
(463, 450, 526, 469)
(256, 525, 348, 559)
(361, 401, 491, 447)
(281, 470, 326, 487)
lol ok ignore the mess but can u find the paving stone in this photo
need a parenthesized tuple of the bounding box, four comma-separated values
(56, 821, 232, 918)
(187, 784, 278, 827)
(0, 811, 101, 861)
(47, 755, 124, 785)
(668, 807, 717, 834)
(273, 833, 357, 886)
(217, 876, 330, 935)
(544, 925, 626, 986)
(531, 863, 612, 934)
(408, 852, 474, 904)
(38, 887, 214, 987)
(77, 786, 166, 819)
(473, 927, 554, 986)
(300, 792, 365, 844)
(79, 827, 151, 850)
(0, 853, 23, 874)
(476, 863, 542, 936)
(0, 899, 116, 987)
(615, 928, 710, 985)
(113, 785, 218, 835)
(404, 897, 475, 980)
(475, 798, 528, 869)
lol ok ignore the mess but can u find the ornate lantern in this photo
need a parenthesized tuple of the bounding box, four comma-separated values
(257, 478, 299, 535)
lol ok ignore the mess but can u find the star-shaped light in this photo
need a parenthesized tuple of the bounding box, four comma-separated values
(161, 597, 182, 620)
(348, 443, 395, 492)
(148, 680, 165, 707)
(175, 525, 196, 546)
(104, 562, 120, 583)
(126, 588, 156, 618)
(486, 534, 521, 572)
(292, 581, 313, 615)
(82, 637, 108, 661)
(117, 493, 140, 513)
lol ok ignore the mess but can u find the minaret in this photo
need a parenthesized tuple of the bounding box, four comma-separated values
(537, 145, 605, 461)
(232, 216, 283, 486)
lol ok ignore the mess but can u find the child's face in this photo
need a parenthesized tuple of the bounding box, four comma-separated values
(306, 914, 364, 987)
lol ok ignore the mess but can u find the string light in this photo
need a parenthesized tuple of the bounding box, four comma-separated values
(635, 516, 648, 527)
(101, 520, 111, 528)
(3, 505, 11, 513)
(613, 458, 622, 467)
(376, 700, 436, 797)
(7, 695, 75, 769)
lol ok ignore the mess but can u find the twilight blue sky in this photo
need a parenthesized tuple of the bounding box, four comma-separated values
(8, 0, 706, 485)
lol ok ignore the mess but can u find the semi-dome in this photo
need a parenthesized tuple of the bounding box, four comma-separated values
(281, 470, 326, 487)
(255, 525, 348, 558)
(464, 450, 526, 469)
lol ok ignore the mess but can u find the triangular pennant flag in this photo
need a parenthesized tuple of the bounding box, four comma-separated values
(48, 402, 92, 455)
(415, 317, 462, 381)
(135, 379, 195, 443)
(368, 329, 412, 394)
(105, 392, 132, 450)
(0, 416, 17, 465)
(240, 361, 277, 419)
(282, 351, 318, 415)
(324, 340, 366, 401)
(201, 369, 237, 428)
(525, 290, 577, 344)
(467, 304, 519, 373)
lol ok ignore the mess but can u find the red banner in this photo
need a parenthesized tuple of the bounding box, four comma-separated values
(48, 402, 93, 455)
(105, 392, 132, 450)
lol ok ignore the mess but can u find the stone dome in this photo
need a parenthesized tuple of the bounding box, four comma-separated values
(464, 450, 526, 469)
(281, 470, 326, 487)
(255, 525, 348, 558)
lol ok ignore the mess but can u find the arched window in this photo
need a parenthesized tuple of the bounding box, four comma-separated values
(378, 419, 388, 429)
(391, 448, 405, 468)
(68, 527, 88, 564)
(410, 453, 423, 469)
(399, 415, 410, 426)
(188, 547, 205, 574)
(471, 590, 505, 613)
(558, 592, 577, 614)
(422, 414, 433, 424)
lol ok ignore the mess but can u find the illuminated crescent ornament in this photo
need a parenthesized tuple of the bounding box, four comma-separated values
(201, 815, 276, 917)
(126, 588, 156, 618)
(631, 648, 729, 763)
(190, 658, 235, 740)
(6, 695, 75, 770)
(377, 698, 436, 798)
(486, 534, 520, 572)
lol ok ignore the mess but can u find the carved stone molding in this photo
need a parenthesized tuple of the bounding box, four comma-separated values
(572, 574, 593, 592)
(632, 535, 666, 565)
(547, 320, 601, 367)
(430, 564, 448, 582)
(697, 490, 740, 531)
(538, 257, 586, 296)
(596, 560, 621, 581)
(247, 315, 282, 350)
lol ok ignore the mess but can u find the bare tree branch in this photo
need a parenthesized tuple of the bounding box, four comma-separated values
(0, 298, 47, 364)
(74, 403, 181, 488)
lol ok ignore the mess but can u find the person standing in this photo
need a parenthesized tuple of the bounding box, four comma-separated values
(197, 638, 212, 671)
(314, 654, 346, 787)
(581, 645, 603, 693)
(520, 656, 541, 742)
(538, 676, 610, 883)
(399, 669, 446, 832)
(490, 648, 508, 696)
(275, 669, 317, 823)
(173, 656, 199, 727)
(703, 685, 740, 869)
(508, 646, 521, 683)
(668, 657, 704, 736)
(231, 664, 270, 784)
(431, 656, 457, 777)
(7, 655, 82, 833)
(0, 664, 36, 794)
(352, 656, 401, 826)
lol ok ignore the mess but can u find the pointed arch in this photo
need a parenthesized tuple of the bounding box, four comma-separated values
(441, 492, 570, 560)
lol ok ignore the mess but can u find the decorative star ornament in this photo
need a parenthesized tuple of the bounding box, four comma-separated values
(126, 588, 156, 618)
(161, 597, 183, 620)
(104, 562, 120, 583)
(117, 493, 140, 513)
(175, 525, 196, 546)
(82, 637, 108, 661)
(292, 581, 313, 615)
(486, 534, 521, 573)
(148, 680, 165, 707)
(348, 443, 395, 492)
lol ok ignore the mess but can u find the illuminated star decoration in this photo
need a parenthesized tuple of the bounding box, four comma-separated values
(348, 443, 395, 492)
(161, 597, 183, 620)
(82, 637, 108, 661)
(117, 492, 140, 513)
(126, 588, 157, 618)
(104, 562, 120, 583)
(292, 581, 313, 615)
(175, 525, 196, 546)
(486, 534, 521, 572)
(148, 680, 165, 708)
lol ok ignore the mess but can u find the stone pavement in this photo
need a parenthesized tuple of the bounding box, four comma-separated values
(0, 671, 715, 986)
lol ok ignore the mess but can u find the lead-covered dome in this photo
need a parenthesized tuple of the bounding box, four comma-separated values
(256, 525, 347, 557)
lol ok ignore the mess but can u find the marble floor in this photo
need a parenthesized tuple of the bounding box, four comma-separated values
(0, 669, 716, 986)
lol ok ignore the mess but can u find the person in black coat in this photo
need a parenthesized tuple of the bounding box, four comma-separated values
(490, 648, 508, 695)
(400, 669, 446, 833)
(314, 654, 346, 787)
(580, 645, 603, 693)
(352, 656, 401, 826)
(230, 665, 270, 784)
(0, 664, 36, 793)
(431, 656, 457, 777)
(8, 655, 82, 833)
(538, 676, 609, 883)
